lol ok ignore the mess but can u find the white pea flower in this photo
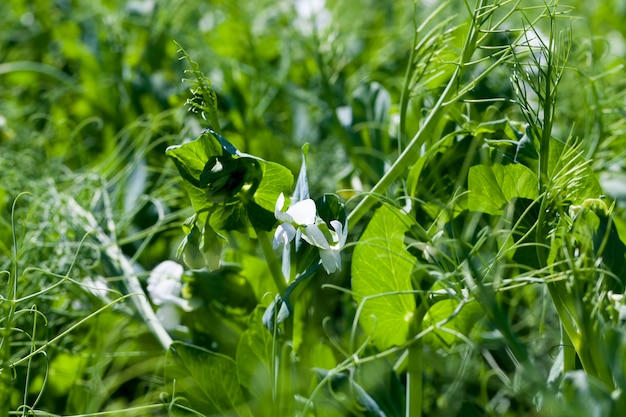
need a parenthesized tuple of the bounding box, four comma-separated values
(273, 192, 317, 247)
(302, 219, 348, 274)
(273, 192, 318, 281)
(147, 261, 196, 330)
(273, 192, 348, 276)
(155, 303, 182, 331)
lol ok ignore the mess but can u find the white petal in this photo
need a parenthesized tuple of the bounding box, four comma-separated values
(275, 192, 286, 212)
(319, 249, 341, 273)
(302, 223, 331, 249)
(330, 220, 348, 247)
(275, 193, 292, 223)
(273, 223, 296, 248)
(147, 276, 182, 306)
(281, 243, 291, 283)
(286, 199, 317, 225)
(156, 303, 182, 331)
(147, 261, 183, 287)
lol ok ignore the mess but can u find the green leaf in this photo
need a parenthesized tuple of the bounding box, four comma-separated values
(166, 132, 223, 191)
(354, 359, 404, 417)
(352, 204, 416, 350)
(186, 266, 257, 313)
(236, 308, 274, 406)
(224, 251, 278, 297)
(252, 160, 294, 214)
(468, 163, 538, 215)
(167, 130, 293, 233)
(316, 194, 347, 227)
(167, 341, 253, 417)
(422, 299, 482, 350)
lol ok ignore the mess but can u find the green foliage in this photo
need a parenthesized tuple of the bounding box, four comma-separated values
(3, 0, 626, 416)
(469, 164, 538, 215)
(167, 342, 253, 416)
(352, 204, 416, 350)
(166, 129, 293, 233)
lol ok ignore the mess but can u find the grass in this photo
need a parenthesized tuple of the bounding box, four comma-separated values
(1, 0, 626, 416)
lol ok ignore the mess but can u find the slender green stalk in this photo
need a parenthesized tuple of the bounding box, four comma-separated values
(256, 229, 287, 294)
(397, 0, 420, 153)
(9, 295, 133, 368)
(538, 3, 557, 192)
(0, 195, 26, 416)
(406, 306, 426, 417)
(348, 0, 491, 226)
(59, 191, 174, 350)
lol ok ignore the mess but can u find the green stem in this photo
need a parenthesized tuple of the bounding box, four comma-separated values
(61, 192, 173, 350)
(0, 195, 25, 416)
(539, 45, 553, 191)
(406, 306, 426, 417)
(348, 0, 489, 226)
(398, 0, 419, 153)
(256, 229, 287, 294)
(560, 321, 576, 373)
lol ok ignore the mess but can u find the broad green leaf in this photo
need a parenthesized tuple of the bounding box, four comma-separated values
(252, 161, 294, 213)
(166, 132, 223, 191)
(167, 342, 253, 417)
(309, 342, 337, 370)
(473, 118, 524, 142)
(236, 308, 274, 405)
(316, 194, 347, 227)
(28, 352, 84, 397)
(468, 163, 538, 215)
(167, 131, 293, 232)
(209, 202, 249, 232)
(186, 266, 256, 313)
(237, 308, 296, 415)
(352, 204, 416, 350)
(422, 299, 482, 350)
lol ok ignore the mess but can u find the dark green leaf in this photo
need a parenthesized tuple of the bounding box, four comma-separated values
(236, 308, 274, 406)
(167, 342, 253, 417)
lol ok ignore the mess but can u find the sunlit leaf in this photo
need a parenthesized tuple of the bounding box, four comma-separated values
(468, 163, 538, 215)
(166, 131, 223, 191)
(352, 204, 416, 350)
(167, 130, 293, 232)
(422, 299, 482, 350)
(252, 161, 294, 215)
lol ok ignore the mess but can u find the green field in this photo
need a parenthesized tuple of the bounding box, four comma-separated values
(2, 0, 626, 416)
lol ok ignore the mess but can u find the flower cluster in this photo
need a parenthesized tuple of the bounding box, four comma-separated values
(273, 192, 347, 277)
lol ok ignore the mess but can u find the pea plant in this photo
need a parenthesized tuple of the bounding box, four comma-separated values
(143, 1, 626, 417)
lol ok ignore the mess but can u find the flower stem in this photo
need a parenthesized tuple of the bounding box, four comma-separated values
(256, 229, 287, 294)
